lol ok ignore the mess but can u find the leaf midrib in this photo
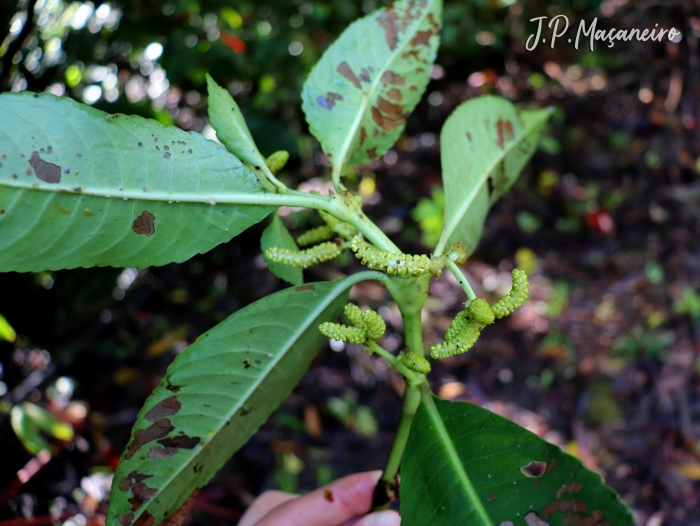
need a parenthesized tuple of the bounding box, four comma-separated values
(435, 109, 550, 256)
(421, 393, 495, 526)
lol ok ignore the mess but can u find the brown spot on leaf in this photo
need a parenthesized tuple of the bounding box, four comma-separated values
(157, 435, 201, 449)
(132, 211, 156, 237)
(556, 481, 584, 499)
(337, 61, 361, 89)
(359, 68, 372, 83)
(488, 493, 497, 501)
(317, 92, 343, 110)
(521, 461, 547, 478)
(496, 118, 515, 149)
(377, 8, 399, 50)
(161, 491, 199, 526)
(118, 514, 134, 526)
(386, 88, 402, 102)
(119, 471, 158, 513)
(427, 13, 440, 31)
(324, 489, 334, 502)
(377, 97, 404, 119)
(76, 152, 81, 157)
(29, 151, 61, 183)
(73, 187, 81, 192)
(295, 284, 315, 292)
(164, 152, 171, 159)
(560, 509, 610, 526)
(0, 209, 4, 214)
(125, 418, 174, 459)
(545, 459, 557, 475)
(410, 30, 432, 47)
(542, 501, 587, 519)
(367, 147, 378, 158)
(144, 396, 181, 423)
(134, 512, 155, 526)
(84, 209, 93, 217)
(147, 446, 178, 458)
(371, 106, 403, 131)
(466, 132, 472, 141)
(381, 71, 405, 86)
(359, 127, 368, 146)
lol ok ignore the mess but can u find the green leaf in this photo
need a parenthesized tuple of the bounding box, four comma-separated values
(10, 402, 73, 454)
(107, 279, 354, 526)
(302, 0, 441, 171)
(205, 74, 275, 190)
(400, 394, 634, 526)
(0, 92, 275, 272)
(435, 96, 551, 256)
(0, 313, 16, 342)
(261, 212, 303, 286)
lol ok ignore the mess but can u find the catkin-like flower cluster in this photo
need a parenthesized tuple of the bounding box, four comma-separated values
(265, 241, 343, 269)
(491, 269, 529, 319)
(318, 303, 387, 345)
(430, 270, 529, 359)
(350, 236, 444, 277)
(399, 351, 431, 374)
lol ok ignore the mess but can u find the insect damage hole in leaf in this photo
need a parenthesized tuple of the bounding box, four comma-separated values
(520, 460, 547, 478)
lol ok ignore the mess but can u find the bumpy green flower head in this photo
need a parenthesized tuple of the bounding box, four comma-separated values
(296, 225, 334, 247)
(318, 303, 386, 347)
(318, 322, 366, 344)
(399, 351, 431, 374)
(430, 319, 481, 359)
(344, 303, 365, 329)
(467, 298, 495, 325)
(361, 309, 386, 340)
(350, 235, 444, 277)
(491, 269, 529, 319)
(265, 241, 343, 269)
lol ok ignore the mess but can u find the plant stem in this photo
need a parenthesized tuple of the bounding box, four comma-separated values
(373, 382, 422, 510)
(402, 310, 424, 356)
(445, 260, 476, 301)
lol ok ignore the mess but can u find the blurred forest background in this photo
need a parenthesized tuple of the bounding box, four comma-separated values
(1, 0, 700, 525)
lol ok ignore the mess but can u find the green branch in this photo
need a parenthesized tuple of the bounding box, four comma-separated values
(445, 260, 476, 301)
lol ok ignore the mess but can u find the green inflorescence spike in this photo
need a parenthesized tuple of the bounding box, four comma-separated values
(318, 322, 366, 344)
(399, 351, 431, 374)
(296, 225, 334, 247)
(361, 309, 386, 340)
(491, 269, 529, 319)
(466, 298, 495, 325)
(265, 241, 343, 269)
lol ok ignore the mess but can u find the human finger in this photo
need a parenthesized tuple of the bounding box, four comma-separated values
(251, 470, 382, 526)
(238, 490, 299, 526)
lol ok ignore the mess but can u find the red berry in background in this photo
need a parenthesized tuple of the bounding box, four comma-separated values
(585, 208, 615, 235)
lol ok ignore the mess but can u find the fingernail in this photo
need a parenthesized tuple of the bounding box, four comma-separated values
(363, 511, 401, 526)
